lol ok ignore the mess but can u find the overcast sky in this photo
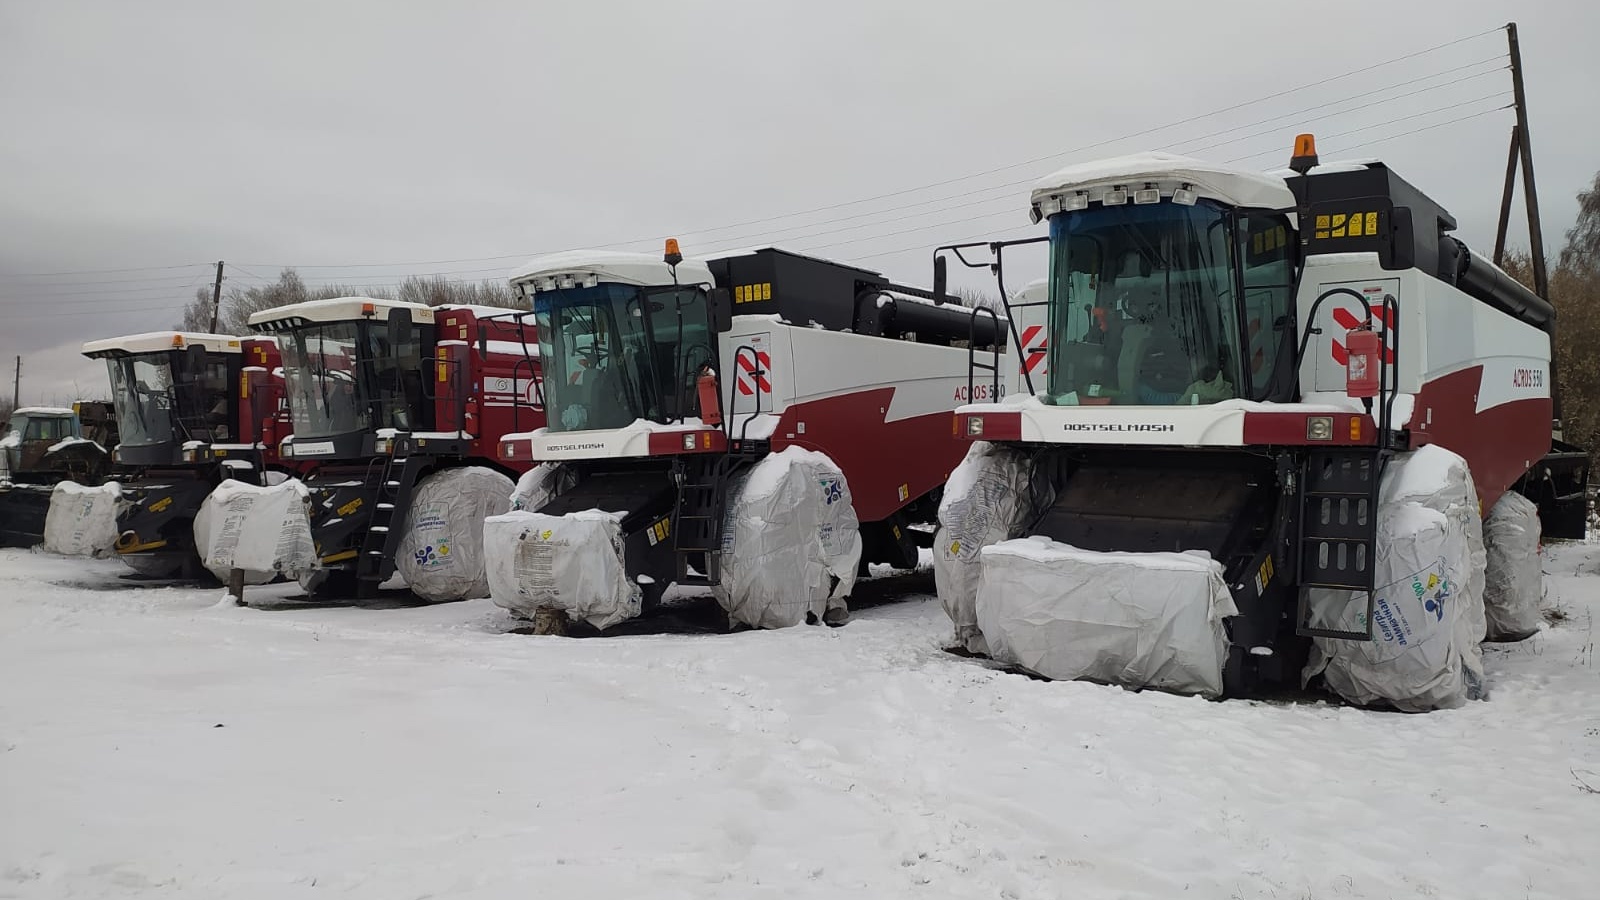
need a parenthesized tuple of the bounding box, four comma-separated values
(2, 0, 1597, 406)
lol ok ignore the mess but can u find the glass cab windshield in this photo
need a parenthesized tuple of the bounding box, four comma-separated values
(534, 284, 715, 433)
(277, 320, 429, 440)
(1045, 199, 1290, 406)
(105, 350, 235, 446)
(105, 353, 177, 446)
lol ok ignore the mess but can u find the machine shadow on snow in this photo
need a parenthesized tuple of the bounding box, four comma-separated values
(498, 568, 937, 638)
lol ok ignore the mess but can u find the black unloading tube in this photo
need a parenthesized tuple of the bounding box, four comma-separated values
(1442, 238, 1554, 333)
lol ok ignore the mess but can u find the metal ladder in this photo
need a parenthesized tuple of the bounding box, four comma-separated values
(354, 440, 425, 595)
(1296, 450, 1387, 640)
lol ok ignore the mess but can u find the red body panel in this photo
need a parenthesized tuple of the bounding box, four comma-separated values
(433, 308, 544, 470)
(1406, 365, 1551, 513)
(771, 387, 969, 523)
(1241, 411, 1377, 446)
(238, 337, 303, 471)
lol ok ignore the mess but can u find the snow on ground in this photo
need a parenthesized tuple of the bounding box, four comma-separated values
(1, 545, 1598, 900)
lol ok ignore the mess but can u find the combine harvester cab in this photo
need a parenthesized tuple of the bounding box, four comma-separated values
(248, 298, 543, 601)
(490, 243, 1004, 631)
(0, 405, 115, 546)
(76, 332, 293, 577)
(937, 136, 1585, 708)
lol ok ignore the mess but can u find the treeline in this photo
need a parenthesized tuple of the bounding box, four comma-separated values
(176, 269, 518, 334)
(1503, 168, 1600, 456)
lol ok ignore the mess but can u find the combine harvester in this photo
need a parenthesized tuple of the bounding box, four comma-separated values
(486, 244, 1003, 631)
(246, 298, 544, 601)
(0, 403, 116, 546)
(935, 136, 1587, 709)
(60, 332, 297, 576)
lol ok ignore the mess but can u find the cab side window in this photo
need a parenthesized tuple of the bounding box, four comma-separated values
(1237, 214, 1295, 399)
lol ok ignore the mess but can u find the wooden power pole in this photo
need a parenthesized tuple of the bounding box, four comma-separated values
(10, 355, 18, 409)
(208, 261, 225, 333)
(1494, 22, 1549, 300)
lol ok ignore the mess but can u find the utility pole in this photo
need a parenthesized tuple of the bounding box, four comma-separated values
(208, 260, 225, 333)
(1505, 22, 1549, 300)
(11, 355, 18, 409)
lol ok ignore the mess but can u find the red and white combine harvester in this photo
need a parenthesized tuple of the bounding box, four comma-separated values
(59, 331, 298, 577)
(247, 298, 544, 601)
(934, 136, 1587, 709)
(487, 244, 1003, 630)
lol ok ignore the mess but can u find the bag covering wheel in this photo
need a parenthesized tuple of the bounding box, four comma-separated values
(1482, 490, 1543, 642)
(714, 447, 862, 629)
(1303, 445, 1489, 712)
(395, 466, 514, 602)
(933, 441, 1047, 655)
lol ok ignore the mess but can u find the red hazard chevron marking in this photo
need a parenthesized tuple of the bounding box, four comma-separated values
(736, 351, 772, 396)
(1329, 305, 1395, 365)
(1019, 324, 1048, 375)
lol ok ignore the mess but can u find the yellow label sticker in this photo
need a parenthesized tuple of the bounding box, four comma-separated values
(148, 496, 172, 513)
(541, 529, 553, 540)
(949, 540, 961, 555)
(337, 497, 362, 517)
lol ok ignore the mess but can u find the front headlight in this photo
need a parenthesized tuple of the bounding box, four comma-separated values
(1306, 416, 1334, 441)
(965, 416, 984, 437)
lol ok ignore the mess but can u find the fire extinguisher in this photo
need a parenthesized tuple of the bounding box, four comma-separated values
(697, 367, 723, 427)
(1344, 325, 1381, 399)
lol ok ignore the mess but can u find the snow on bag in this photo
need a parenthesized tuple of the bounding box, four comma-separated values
(1303, 445, 1487, 712)
(485, 509, 641, 629)
(933, 441, 1045, 655)
(715, 447, 862, 629)
(975, 537, 1238, 698)
(192, 478, 316, 583)
(43, 481, 123, 557)
(1481, 490, 1543, 641)
(394, 466, 514, 602)
(509, 461, 576, 512)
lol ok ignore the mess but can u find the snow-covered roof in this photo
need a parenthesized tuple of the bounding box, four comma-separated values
(1263, 158, 1382, 179)
(248, 296, 434, 328)
(1012, 278, 1047, 302)
(509, 250, 716, 291)
(438, 304, 528, 319)
(81, 332, 243, 357)
(1029, 152, 1295, 222)
(10, 406, 76, 417)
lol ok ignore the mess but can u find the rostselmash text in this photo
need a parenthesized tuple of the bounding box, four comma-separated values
(544, 442, 607, 452)
(1061, 423, 1177, 433)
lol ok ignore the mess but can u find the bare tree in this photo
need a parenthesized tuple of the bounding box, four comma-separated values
(1501, 170, 1600, 455)
(396, 276, 519, 308)
(175, 286, 214, 332)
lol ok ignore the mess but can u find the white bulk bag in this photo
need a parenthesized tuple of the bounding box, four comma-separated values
(1482, 490, 1543, 641)
(1305, 445, 1488, 711)
(395, 466, 514, 602)
(192, 478, 316, 584)
(976, 537, 1238, 698)
(714, 447, 862, 629)
(43, 480, 123, 557)
(485, 509, 641, 629)
(933, 441, 1044, 655)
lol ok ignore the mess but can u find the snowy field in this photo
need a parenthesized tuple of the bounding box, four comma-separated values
(2, 545, 1598, 900)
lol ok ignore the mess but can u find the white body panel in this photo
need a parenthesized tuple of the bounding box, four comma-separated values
(1296, 253, 1550, 417)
